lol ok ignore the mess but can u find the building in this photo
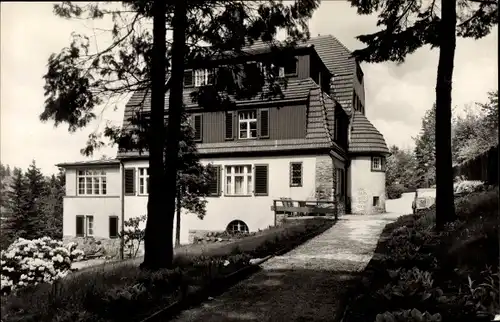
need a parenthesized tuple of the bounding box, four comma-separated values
(57, 35, 390, 249)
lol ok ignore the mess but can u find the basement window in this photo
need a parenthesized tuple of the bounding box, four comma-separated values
(373, 196, 380, 207)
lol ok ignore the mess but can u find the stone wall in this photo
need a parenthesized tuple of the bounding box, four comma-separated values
(63, 236, 122, 259)
(188, 229, 225, 244)
(315, 155, 334, 201)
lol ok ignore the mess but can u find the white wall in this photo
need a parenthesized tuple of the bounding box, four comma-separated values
(123, 155, 319, 244)
(62, 154, 323, 244)
(349, 156, 386, 214)
(63, 165, 122, 239)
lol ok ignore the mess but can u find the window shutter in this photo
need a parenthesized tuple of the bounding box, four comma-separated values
(124, 168, 135, 195)
(193, 114, 203, 142)
(254, 165, 269, 196)
(258, 108, 270, 139)
(76, 216, 84, 237)
(208, 165, 221, 197)
(225, 112, 234, 140)
(109, 216, 119, 238)
(184, 70, 194, 87)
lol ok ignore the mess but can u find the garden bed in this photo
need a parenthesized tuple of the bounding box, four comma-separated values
(341, 187, 499, 322)
(1, 217, 334, 322)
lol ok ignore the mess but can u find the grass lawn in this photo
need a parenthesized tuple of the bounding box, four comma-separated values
(1, 217, 334, 322)
(343, 186, 499, 322)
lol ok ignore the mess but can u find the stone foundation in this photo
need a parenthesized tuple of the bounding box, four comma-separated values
(63, 236, 122, 259)
(188, 229, 225, 244)
(315, 155, 334, 201)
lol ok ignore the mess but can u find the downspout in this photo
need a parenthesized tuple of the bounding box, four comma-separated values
(119, 160, 125, 260)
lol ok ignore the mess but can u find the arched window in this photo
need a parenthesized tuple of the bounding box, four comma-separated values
(226, 220, 249, 234)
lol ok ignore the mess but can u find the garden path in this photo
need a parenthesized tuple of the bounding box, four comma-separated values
(169, 212, 402, 322)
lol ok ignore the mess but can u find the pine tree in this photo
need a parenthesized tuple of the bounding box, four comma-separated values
(24, 160, 49, 239)
(4, 168, 29, 240)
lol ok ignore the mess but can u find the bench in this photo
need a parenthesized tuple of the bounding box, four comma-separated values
(271, 198, 338, 225)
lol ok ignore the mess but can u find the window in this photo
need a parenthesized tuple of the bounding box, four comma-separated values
(371, 156, 385, 172)
(225, 165, 252, 196)
(283, 58, 297, 75)
(184, 70, 194, 87)
(124, 168, 136, 195)
(373, 196, 380, 207)
(226, 220, 249, 234)
(238, 110, 257, 139)
(138, 168, 149, 195)
(76, 215, 94, 237)
(109, 216, 119, 239)
(77, 170, 107, 195)
(208, 165, 222, 197)
(194, 69, 213, 87)
(191, 114, 203, 142)
(254, 164, 269, 196)
(290, 162, 303, 187)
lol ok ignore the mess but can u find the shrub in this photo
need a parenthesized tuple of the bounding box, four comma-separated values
(0, 237, 84, 295)
(375, 309, 442, 322)
(387, 184, 406, 199)
(120, 215, 146, 259)
(454, 179, 486, 195)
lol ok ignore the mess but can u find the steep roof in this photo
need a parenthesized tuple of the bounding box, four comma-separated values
(349, 111, 389, 155)
(306, 35, 357, 112)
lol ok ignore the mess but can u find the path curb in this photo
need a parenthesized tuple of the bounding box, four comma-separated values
(139, 223, 334, 322)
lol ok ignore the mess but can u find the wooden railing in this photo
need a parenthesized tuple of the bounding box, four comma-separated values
(271, 198, 338, 225)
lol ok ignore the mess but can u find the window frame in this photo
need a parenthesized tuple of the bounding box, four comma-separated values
(226, 220, 249, 234)
(138, 167, 150, 195)
(109, 216, 119, 239)
(371, 156, 385, 172)
(194, 69, 213, 87)
(289, 162, 303, 187)
(77, 170, 107, 196)
(238, 110, 258, 140)
(224, 165, 253, 196)
(76, 215, 94, 237)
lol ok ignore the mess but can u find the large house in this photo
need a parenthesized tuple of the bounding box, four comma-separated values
(57, 35, 390, 249)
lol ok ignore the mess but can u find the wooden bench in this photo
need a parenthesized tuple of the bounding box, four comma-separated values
(271, 198, 338, 225)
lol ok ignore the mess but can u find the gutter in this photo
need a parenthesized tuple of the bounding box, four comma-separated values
(119, 160, 125, 260)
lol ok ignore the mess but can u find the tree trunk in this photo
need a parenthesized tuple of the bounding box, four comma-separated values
(141, 0, 168, 270)
(175, 185, 181, 247)
(159, 0, 188, 266)
(435, 0, 457, 231)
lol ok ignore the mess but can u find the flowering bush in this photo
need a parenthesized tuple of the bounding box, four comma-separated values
(0, 237, 85, 295)
(453, 179, 485, 195)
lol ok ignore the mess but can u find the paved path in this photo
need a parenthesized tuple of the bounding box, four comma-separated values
(170, 213, 402, 322)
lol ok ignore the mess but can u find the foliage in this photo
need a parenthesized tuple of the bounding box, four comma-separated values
(387, 184, 406, 200)
(452, 91, 499, 164)
(349, 0, 497, 64)
(0, 218, 332, 322)
(453, 179, 485, 195)
(2, 162, 65, 244)
(0, 237, 84, 296)
(344, 188, 499, 322)
(120, 215, 147, 259)
(386, 145, 417, 189)
(375, 309, 442, 322)
(413, 105, 436, 188)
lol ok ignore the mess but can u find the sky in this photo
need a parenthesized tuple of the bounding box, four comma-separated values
(0, 2, 497, 175)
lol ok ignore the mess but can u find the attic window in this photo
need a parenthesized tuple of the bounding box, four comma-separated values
(283, 58, 297, 75)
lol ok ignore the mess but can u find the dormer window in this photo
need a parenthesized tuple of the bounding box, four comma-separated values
(194, 69, 214, 87)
